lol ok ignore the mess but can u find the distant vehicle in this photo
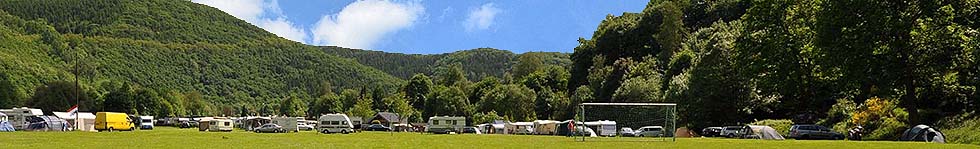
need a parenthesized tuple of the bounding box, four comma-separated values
(462, 127, 481, 134)
(317, 114, 354, 134)
(95, 112, 135, 132)
(427, 116, 465, 134)
(620, 127, 636, 137)
(0, 107, 44, 130)
(254, 123, 285, 133)
(790, 125, 844, 140)
(298, 123, 314, 131)
(365, 124, 391, 131)
(635, 126, 664, 137)
(139, 116, 154, 130)
(722, 126, 743, 138)
(702, 127, 723, 137)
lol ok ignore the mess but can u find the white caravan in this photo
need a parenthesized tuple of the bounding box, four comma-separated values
(427, 116, 465, 134)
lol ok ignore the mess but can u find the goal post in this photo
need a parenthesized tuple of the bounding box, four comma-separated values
(577, 103, 677, 142)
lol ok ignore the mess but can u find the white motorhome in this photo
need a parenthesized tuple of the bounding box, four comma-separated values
(0, 107, 43, 130)
(426, 116, 465, 134)
(317, 114, 354, 134)
(208, 119, 234, 132)
(139, 116, 154, 130)
(272, 117, 298, 132)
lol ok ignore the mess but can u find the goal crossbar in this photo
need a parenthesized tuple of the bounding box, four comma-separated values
(580, 103, 676, 106)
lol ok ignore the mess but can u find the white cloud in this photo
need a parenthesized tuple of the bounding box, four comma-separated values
(464, 3, 500, 32)
(311, 0, 424, 49)
(192, 0, 307, 43)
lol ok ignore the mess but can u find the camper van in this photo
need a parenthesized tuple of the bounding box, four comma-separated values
(427, 116, 465, 134)
(139, 116, 154, 130)
(0, 107, 44, 130)
(95, 112, 134, 131)
(272, 117, 298, 132)
(208, 119, 234, 132)
(317, 114, 354, 134)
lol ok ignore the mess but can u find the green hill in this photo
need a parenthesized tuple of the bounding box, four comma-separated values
(321, 46, 571, 80)
(0, 0, 403, 109)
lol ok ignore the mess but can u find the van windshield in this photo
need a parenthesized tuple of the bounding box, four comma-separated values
(142, 119, 152, 123)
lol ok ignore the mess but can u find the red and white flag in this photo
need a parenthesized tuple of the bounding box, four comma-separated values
(67, 104, 78, 116)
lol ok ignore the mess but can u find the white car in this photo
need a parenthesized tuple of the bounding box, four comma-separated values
(635, 126, 664, 137)
(298, 123, 314, 131)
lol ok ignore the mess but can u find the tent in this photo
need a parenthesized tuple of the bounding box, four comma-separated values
(242, 117, 271, 131)
(675, 127, 696, 137)
(742, 125, 785, 140)
(26, 116, 68, 131)
(505, 122, 534, 135)
(0, 112, 13, 132)
(900, 125, 946, 143)
(53, 112, 97, 132)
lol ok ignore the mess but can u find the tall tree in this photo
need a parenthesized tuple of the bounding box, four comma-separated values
(403, 74, 433, 111)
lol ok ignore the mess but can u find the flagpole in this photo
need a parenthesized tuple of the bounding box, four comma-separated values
(73, 41, 79, 131)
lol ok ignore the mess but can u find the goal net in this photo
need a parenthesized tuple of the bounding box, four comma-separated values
(577, 103, 677, 142)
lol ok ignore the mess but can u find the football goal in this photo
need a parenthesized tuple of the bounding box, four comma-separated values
(576, 103, 677, 142)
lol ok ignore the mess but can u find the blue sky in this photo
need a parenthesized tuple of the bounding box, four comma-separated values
(192, 0, 649, 54)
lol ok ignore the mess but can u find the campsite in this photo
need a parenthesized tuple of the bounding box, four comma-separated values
(1, 0, 980, 148)
(0, 127, 974, 149)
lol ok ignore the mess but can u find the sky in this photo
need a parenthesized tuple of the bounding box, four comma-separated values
(191, 0, 649, 54)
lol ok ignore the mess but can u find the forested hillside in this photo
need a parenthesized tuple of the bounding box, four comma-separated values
(321, 46, 571, 80)
(567, 0, 978, 142)
(0, 0, 402, 115)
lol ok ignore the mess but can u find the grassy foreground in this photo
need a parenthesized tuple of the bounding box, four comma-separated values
(0, 127, 976, 149)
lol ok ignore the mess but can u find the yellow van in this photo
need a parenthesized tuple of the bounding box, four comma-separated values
(95, 112, 134, 131)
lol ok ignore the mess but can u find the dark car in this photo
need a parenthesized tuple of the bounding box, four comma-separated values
(365, 124, 391, 131)
(702, 127, 723, 137)
(178, 121, 192, 128)
(254, 123, 286, 133)
(790, 124, 844, 140)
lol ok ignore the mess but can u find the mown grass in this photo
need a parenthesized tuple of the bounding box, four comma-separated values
(0, 127, 976, 148)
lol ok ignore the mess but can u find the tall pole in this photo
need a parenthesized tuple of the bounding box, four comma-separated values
(74, 43, 79, 131)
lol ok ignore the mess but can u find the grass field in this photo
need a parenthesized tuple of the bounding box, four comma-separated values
(1, 127, 976, 149)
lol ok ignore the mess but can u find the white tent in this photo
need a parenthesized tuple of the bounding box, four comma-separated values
(744, 125, 785, 140)
(53, 112, 96, 132)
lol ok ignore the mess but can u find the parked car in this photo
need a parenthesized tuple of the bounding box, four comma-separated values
(365, 124, 391, 131)
(462, 127, 482, 134)
(722, 126, 743, 138)
(702, 127, 723, 137)
(790, 125, 844, 140)
(178, 121, 191, 128)
(635, 126, 664, 137)
(254, 123, 286, 133)
(620, 127, 636, 137)
(298, 123, 314, 131)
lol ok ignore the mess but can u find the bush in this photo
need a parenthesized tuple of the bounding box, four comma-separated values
(750, 119, 794, 136)
(943, 115, 980, 145)
(850, 97, 908, 140)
